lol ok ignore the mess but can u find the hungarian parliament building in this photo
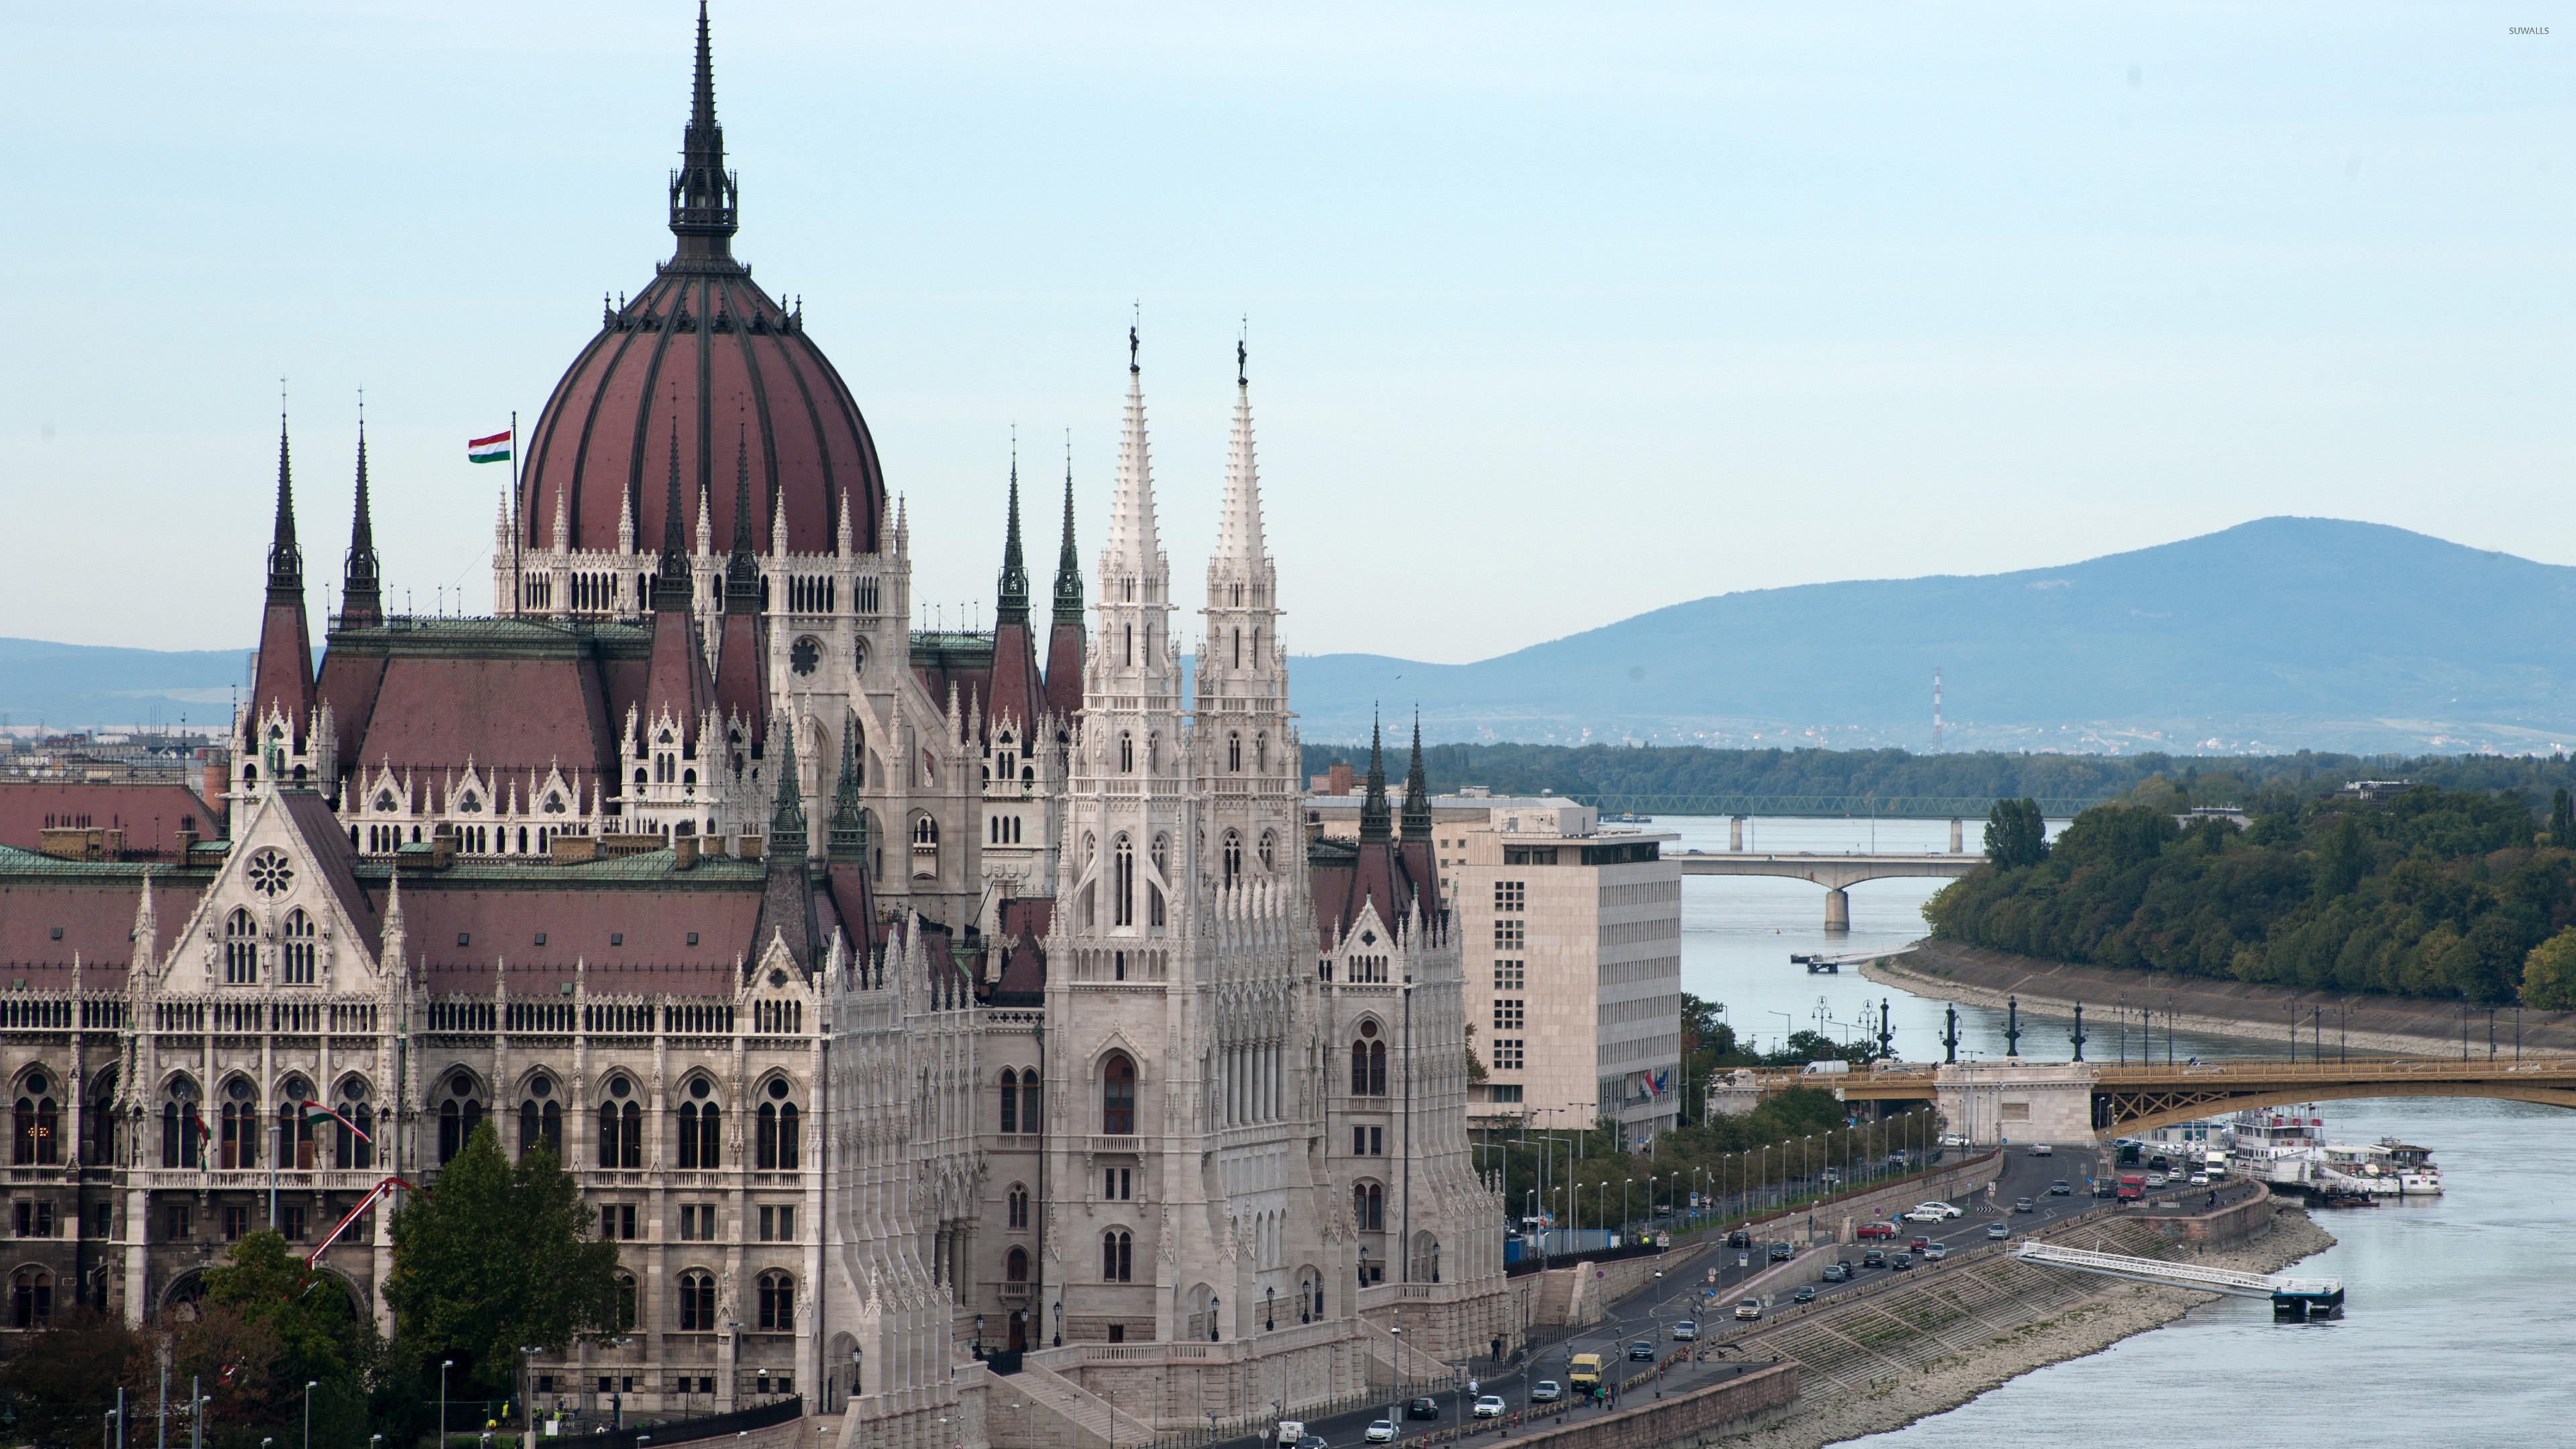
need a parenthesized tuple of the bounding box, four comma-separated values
(0, 8, 1505, 1447)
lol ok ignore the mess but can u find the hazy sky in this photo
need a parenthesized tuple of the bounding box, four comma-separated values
(6, 2, 2569, 661)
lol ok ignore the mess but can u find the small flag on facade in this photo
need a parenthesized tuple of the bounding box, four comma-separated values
(467, 429, 513, 464)
(301, 1099, 370, 1141)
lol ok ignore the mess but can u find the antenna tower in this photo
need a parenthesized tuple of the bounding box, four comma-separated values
(1933, 667, 1944, 753)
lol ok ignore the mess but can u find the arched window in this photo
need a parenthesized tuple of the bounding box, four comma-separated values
(160, 1077, 202, 1169)
(1370, 1040, 1387, 1095)
(678, 1078, 720, 1168)
(678, 1270, 716, 1331)
(519, 1074, 562, 1159)
(1102, 1229, 1132, 1282)
(1222, 830, 1242, 887)
(757, 1271, 795, 1331)
(11, 1270, 50, 1328)
(1355, 1182, 1384, 1231)
(1228, 733, 1242, 772)
(1118, 733, 1134, 773)
(598, 1077, 641, 1169)
(221, 1097, 258, 1171)
(1114, 836, 1134, 927)
(999, 1069, 1020, 1134)
(1102, 1054, 1136, 1135)
(1006, 1246, 1030, 1281)
(280, 910, 317, 985)
(1020, 1071, 1040, 1132)
(1258, 830, 1275, 871)
(612, 1273, 638, 1332)
(1008, 1185, 1030, 1230)
(1351, 1038, 1368, 1096)
(223, 908, 258, 985)
(335, 1079, 374, 1171)
(13, 1077, 58, 1166)
(756, 1081, 800, 1171)
(436, 1072, 482, 1165)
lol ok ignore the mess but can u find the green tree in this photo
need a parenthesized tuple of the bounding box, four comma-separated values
(1983, 797, 2047, 870)
(2524, 928, 2576, 1010)
(2314, 813, 2369, 898)
(197, 1230, 374, 1449)
(0, 1307, 145, 1448)
(2551, 788, 2575, 849)
(388, 1124, 620, 1399)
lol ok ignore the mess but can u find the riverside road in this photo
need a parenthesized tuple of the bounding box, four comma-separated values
(1211, 1146, 2263, 1449)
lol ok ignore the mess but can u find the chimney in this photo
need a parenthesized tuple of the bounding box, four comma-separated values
(674, 835, 700, 869)
(1328, 761, 1353, 796)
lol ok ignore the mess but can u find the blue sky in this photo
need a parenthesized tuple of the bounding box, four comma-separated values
(5, 2, 2569, 661)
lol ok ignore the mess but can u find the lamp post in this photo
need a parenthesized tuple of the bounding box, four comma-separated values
(302, 1382, 316, 1449)
(1389, 1326, 1405, 1438)
(441, 1359, 455, 1449)
(1211, 1293, 1222, 1343)
(1621, 1179, 1631, 1241)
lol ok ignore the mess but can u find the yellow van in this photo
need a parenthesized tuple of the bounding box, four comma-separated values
(1567, 1353, 1603, 1393)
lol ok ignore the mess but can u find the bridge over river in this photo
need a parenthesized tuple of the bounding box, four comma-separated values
(1676, 847, 1982, 928)
(1723, 1057, 2576, 1142)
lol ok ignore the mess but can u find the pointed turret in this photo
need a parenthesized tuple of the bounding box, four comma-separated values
(1401, 712, 1431, 842)
(829, 714, 869, 861)
(998, 447, 1031, 627)
(667, 0, 740, 268)
(1215, 350, 1267, 570)
(1359, 712, 1391, 843)
(247, 402, 319, 750)
(641, 417, 719, 752)
(712, 427, 769, 749)
(341, 416, 382, 628)
(769, 713, 808, 853)
(1102, 331, 1163, 594)
(1042, 441, 1087, 722)
(652, 417, 692, 612)
(724, 427, 761, 613)
(753, 714, 820, 971)
(987, 447, 1045, 741)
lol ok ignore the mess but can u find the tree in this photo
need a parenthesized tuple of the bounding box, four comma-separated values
(2551, 788, 2575, 849)
(1983, 798, 2047, 870)
(198, 1230, 374, 1449)
(388, 1124, 621, 1399)
(0, 1307, 145, 1448)
(2524, 928, 2576, 1010)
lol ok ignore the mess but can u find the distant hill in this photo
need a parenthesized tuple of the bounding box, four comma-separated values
(1290, 517, 2576, 756)
(0, 637, 250, 733)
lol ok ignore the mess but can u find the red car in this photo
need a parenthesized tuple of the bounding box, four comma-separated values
(1856, 1222, 1899, 1241)
(1909, 1236, 1933, 1254)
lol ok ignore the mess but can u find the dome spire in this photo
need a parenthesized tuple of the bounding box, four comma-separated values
(997, 433, 1030, 627)
(652, 415, 692, 611)
(1051, 430, 1084, 628)
(341, 392, 383, 628)
(724, 418, 760, 613)
(268, 381, 302, 596)
(667, 0, 739, 268)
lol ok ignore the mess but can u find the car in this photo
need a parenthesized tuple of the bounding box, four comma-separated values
(1366, 1424, 1396, 1445)
(1629, 1340, 1656, 1361)
(1821, 1262, 1851, 1283)
(1986, 1222, 2010, 1240)
(2190, 1172, 2210, 1185)
(1923, 1242, 1947, 1261)
(1904, 1206, 1948, 1224)
(1473, 1397, 1505, 1420)
(2143, 1173, 2168, 1190)
(1407, 1398, 1442, 1420)
(2148, 1155, 2172, 1173)
(1734, 1298, 1763, 1321)
(1857, 1221, 1898, 1241)
(2031, 1142, 2053, 1157)
(2012, 1196, 2035, 1214)
(1890, 1252, 1914, 1271)
(2092, 1181, 2117, 1199)
(1909, 1235, 1932, 1253)
(1276, 1423, 1306, 1446)
(1529, 1381, 1562, 1404)
(1913, 1201, 1962, 1219)
(1819, 1168, 1843, 1185)
(2049, 1179, 2072, 1195)
(1297, 1438, 1326, 1449)
(1672, 1320, 1699, 1341)
(1861, 1248, 1886, 1269)
(1792, 1285, 1817, 1303)
(1725, 1229, 1752, 1248)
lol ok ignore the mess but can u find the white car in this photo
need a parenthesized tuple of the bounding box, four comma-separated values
(1473, 1397, 1505, 1419)
(1366, 1423, 1397, 1444)
(2030, 1142, 2053, 1157)
(1734, 1297, 1763, 1321)
(1904, 1205, 1949, 1224)
(2190, 1172, 2210, 1185)
(1915, 1201, 1963, 1219)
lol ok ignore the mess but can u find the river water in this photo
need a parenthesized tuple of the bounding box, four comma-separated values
(1668, 815, 2573, 1444)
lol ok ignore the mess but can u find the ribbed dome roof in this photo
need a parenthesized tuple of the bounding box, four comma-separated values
(517, 3, 884, 561)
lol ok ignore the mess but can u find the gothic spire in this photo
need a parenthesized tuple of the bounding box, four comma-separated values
(1051, 434, 1084, 628)
(667, 0, 740, 267)
(996, 440, 1030, 627)
(652, 415, 692, 611)
(267, 393, 302, 596)
(1104, 327, 1161, 584)
(828, 712, 869, 861)
(1401, 710, 1432, 841)
(341, 405, 383, 627)
(1359, 710, 1392, 843)
(1214, 344, 1266, 566)
(770, 712, 807, 850)
(724, 422, 761, 612)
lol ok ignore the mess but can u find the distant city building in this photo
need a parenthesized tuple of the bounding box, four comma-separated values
(1450, 802, 1682, 1147)
(1305, 785, 1568, 902)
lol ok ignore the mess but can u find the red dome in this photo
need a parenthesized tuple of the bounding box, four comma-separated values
(517, 5, 884, 561)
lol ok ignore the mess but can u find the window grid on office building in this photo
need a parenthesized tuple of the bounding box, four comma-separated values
(1494, 919, 1524, 951)
(1492, 1039, 1525, 1071)
(1493, 960, 1524, 990)
(1493, 999, 1525, 1032)
(1495, 881, 1525, 912)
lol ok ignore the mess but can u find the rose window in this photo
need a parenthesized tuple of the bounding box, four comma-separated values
(246, 849, 294, 898)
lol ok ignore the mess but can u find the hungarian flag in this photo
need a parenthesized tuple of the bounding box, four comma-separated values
(300, 1100, 368, 1142)
(467, 429, 513, 464)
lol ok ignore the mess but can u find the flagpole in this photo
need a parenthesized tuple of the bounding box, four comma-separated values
(509, 409, 521, 619)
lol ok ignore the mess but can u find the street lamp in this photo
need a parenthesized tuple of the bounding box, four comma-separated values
(440, 1360, 455, 1449)
(1621, 1178, 1631, 1240)
(302, 1382, 317, 1449)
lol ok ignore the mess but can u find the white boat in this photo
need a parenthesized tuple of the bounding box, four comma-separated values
(2226, 1106, 2327, 1187)
(2377, 1136, 2443, 1196)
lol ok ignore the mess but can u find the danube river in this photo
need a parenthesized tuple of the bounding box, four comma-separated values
(1669, 816, 2576, 1446)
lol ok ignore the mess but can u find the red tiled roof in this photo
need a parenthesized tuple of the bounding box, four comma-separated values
(0, 865, 203, 987)
(1043, 621, 1085, 723)
(390, 875, 765, 994)
(0, 781, 222, 857)
(987, 621, 1044, 740)
(351, 654, 617, 798)
(994, 897, 1053, 994)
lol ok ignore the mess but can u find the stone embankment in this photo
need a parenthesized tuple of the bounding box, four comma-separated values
(1717, 1198, 2332, 1448)
(1868, 939, 2576, 1056)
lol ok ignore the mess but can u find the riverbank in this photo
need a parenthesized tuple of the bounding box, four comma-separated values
(1730, 1205, 2335, 1449)
(1864, 940, 2576, 1057)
